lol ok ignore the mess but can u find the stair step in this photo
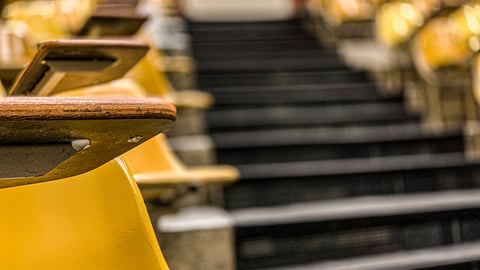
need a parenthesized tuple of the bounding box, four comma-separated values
(196, 53, 345, 73)
(198, 70, 369, 88)
(239, 152, 468, 179)
(195, 49, 336, 61)
(212, 124, 463, 164)
(206, 83, 387, 106)
(226, 153, 479, 208)
(188, 20, 312, 42)
(192, 39, 324, 56)
(233, 191, 480, 268)
(186, 19, 478, 270)
(207, 102, 416, 132)
(259, 242, 480, 270)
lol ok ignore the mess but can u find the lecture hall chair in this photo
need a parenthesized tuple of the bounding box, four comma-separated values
(0, 95, 175, 269)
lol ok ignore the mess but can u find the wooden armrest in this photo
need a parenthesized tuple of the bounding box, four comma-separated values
(167, 90, 214, 109)
(135, 165, 239, 186)
(157, 55, 196, 73)
(9, 39, 149, 96)
(0, 96, 175, 188)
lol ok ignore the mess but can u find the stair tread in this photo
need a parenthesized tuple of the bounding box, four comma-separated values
(207, 102, 415, 129)
(238, 152, 468, 179)
(259, 241, 480, 270)
(212, 123, 461, 148)
(205, 83, 387, 104)
(198, 70, 368, 87)
(233, 189, 480, 226)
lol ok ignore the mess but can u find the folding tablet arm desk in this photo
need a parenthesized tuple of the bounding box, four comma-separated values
(0, 96, 176, 188)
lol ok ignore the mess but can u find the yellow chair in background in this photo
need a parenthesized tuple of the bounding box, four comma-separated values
(2, 0, 98, 40)
(306, 0, 382, 48)
(372, 0, 443, 111)
(412, 1, 480, 129)
(376, 0, 443, 48)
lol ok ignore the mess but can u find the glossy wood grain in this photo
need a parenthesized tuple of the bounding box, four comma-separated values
(0, 96, 176, 121)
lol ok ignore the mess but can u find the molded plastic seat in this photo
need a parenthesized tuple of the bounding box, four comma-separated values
(375, 0, 469, 48)
(412, 3, 480, 80)
(2, 0, 132, 41)
(319, 0, 377, 28)
(410, 2, 480, 129)
(0, 95, 175, 269)
(375, 0, 434, 47)
(3, 0, 77, 41)
(0, 158, 169, 269)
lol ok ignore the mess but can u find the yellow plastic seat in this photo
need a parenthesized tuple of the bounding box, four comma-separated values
(370, 0, 443, 111)
(3, 1, 70, 42)
(413, 2, 480, 78)
(307, 0, 379, 28)
(2, 0, 98, 42)
(0, 158, 169, 269)
(375, 0, 439, 47)
(0, 95, 175, 269)
(408, 2, 480, 129)
(322, 0, 377, 27)
(307, 0, 382, 49)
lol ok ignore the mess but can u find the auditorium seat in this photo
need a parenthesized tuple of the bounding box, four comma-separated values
(0, 96, 175, 269)
(412, 2, 480, 130)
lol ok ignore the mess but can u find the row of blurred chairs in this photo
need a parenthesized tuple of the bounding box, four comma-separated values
(306, 0, 480, 155)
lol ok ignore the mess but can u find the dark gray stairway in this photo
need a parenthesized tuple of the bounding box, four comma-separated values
(187, 18, 480, 269)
